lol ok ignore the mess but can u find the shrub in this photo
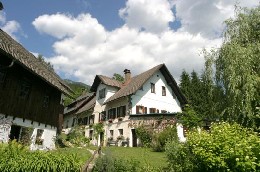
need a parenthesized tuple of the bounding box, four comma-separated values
(165, 140, 197, 172)
(93, 153, 140, 172)
(151, 126, 178, 152)
(187, 122, 260, 171)
(0, 140, 81, 171)
(136, 125, 153, 147)
(66, 126, 90, 147)
(165, 122, 260, 172)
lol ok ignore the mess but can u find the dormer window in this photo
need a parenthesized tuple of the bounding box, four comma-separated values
(98, 88, 106, 99)
(151, 83, 155, 93)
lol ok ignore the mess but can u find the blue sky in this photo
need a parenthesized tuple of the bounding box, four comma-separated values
(0, 0, 258, 85)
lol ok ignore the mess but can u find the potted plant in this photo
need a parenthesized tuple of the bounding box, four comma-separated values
(108, 119, 113, 123)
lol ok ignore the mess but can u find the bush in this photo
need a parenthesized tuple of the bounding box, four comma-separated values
(0, 141, 81, 171)
(93, 153, 140, 172)
(188, 122, 260, 171)
(151, 126, 178, 152)
(165, 140, 197, 172)
(136, 125, 153, 147)
(165, 122, 260, 172)
(66, 126, 90, 147)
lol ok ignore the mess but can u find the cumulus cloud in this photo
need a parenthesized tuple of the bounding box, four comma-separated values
(0, 11, 22, 40)
(172, 0, 259, 38)
(119, 0, 174, 33)
(32, 0, 258, 85)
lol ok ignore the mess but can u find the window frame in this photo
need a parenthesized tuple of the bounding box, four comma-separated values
(162, 86, 166, 96)
(98, 88, 106, 99)
(151, 83, 155, 93)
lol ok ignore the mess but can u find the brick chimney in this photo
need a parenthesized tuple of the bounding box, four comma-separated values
(124, 69, 131, 83)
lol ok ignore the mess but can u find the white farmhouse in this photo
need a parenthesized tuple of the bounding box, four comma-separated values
(85, 64, 187, 146)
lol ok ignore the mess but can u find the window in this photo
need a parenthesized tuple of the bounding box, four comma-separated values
(89, 115, 95, 124)
(108, 108, 116, 119)
(162, 86, 166, 96)
(136, 105, 147, 114)
(161, 110, 167, 113)
(83, 117, 88, 125)
(89, 130, 93, 140)
(98, 88, 106, 99)
(36, 129, 44, 145)
(149, 108, 157, 114)
(19, 79, 31, 99)
(110, 130, 114, 138)
(43, 90, 50, 108)
(151, 83, 155, 93)
(118, 129, 123, 136)
(99, 111, 106, 121)
(117, 106, 126, 117)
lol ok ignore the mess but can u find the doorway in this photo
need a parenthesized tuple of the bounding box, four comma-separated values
(10, 125, 21, 140)
(131, 129, 137, 147)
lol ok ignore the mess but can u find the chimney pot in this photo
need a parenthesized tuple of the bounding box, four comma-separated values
(124, 69, 131, 83)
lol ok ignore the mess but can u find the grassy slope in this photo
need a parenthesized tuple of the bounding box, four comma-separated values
(103, 147, 168, 168)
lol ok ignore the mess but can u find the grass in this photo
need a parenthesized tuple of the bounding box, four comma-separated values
(103, 146, 168, 168)
(55, 146, 94, 164)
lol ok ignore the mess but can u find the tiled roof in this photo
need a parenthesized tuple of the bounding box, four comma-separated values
(90, 75, 122, 92)
(76, 96, 96, 115)
(104, 64, 187, 105)
(0, 29, 72, 96)
(64, 92, 94, 114)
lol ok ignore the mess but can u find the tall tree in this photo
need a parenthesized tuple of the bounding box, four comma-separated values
(213, 6, 260, 129)
(179, 70, 191, 102)
(37, 54, 54, 72)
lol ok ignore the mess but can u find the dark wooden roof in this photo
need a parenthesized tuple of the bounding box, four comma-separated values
(104, 64, 187, 105)
(0, 29, 72, 96)
(76, 96, 96, 115)
(90, 75, 122, 92)
(64, 92, 95, 114)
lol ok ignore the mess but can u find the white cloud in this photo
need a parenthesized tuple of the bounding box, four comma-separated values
(0, 11, 22, 40)
(172, 0, 259, 38)
(32, 0, 258, 85)
(119, 0, 174, 33)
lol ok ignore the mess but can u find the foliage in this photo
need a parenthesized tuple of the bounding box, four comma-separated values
(63, 79, 90, 106)
(93, 150, 164, 172)
(93, 153, 141, 172)
(37, 54, 54, 71)
(177, 105, 202, 129)
(188, 122, 260, 171)
(0, 140, 81, 172)
(135, 125, 153, 147)
(19, 127, 34, 146)
(66, 126, 90, 147)
(165, 140, 197, 172)
(165, 122, 260, 172)
(103, 147, 167, 169)
(213, 6, 260, 129)
(112, 73, 124, 82)
(179, 70, 191, 101)
(151, 126, 178, 152)
(93, 123, 104, 140)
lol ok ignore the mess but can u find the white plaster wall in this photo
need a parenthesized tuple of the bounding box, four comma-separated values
(131, 71, 182, 114)
(95, 84, 119, 123)
(177, 123, 186, 142)
(0, 113, 57, 150)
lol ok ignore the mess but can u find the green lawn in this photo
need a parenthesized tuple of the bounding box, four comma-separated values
(55, 147, 94, 164)
(103, 147, 168, 168)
